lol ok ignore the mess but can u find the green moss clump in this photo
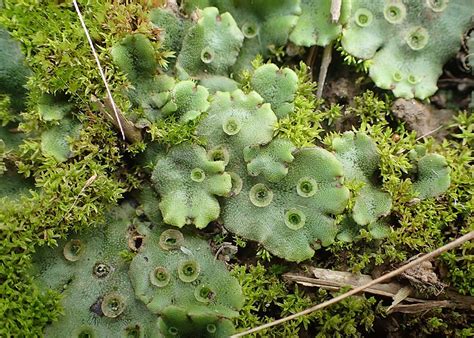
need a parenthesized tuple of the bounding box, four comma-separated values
(0, 116, 128, 335)
(0, 0, 172, 115)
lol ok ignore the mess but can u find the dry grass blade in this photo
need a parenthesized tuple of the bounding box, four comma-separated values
(56, 174, 98, 227)
(91, 95, 142, 143)
(284, 270, 473, 313)
(72, 0, 126, 141)
(231, 231, 474, 337)
(284, 270, 418, 300)
(316, 42, 333, 98)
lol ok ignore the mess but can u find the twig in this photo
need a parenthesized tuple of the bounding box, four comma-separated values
(330, 0, 342, 22)
(72, 0, 126, 141)
(389, 301, 451, 313)
(316, 42, 333, 98)
(231, 231, 474, 337)
(284, 271, 420, 301)
(214, 242, 238, 260)
(166, 0, 180, 13)
(283, 271, 473, 313)
(305, 46, 318, 81)
(415, 125, 444, 141)
(56, 174, 98, 227)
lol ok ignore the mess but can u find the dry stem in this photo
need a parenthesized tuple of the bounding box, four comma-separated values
(316, 43, 333, 98)
(73, 0, 126, 140)
(231, 231, 474, 337)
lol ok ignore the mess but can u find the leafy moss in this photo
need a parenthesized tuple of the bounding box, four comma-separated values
(148, 114, 204, 146)
(233, 263, 380, 337)
(0, 2, 471, 336)
(275, 62, 342, 147)
(0, 115, 128, 335)
(0, 0, 172, 113)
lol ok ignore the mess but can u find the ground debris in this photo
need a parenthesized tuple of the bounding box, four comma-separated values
(391, 98, 454, 140)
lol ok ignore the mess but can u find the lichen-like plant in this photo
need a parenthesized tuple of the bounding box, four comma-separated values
(31, 204, 160, 337)
(160, 80, 210, 122)
(409, 145, 451, 199)
(33, 203, 244, 337)
(146, 2, 473, 100)
(36, 95, 82, 162)
(332, 132, 451, 241)
(129, 222, 244, 336)
(117, 17, 454, 260)
(176, 6, 244, 79)
(332, 131, 392, 226)
(289, 0, 350, 47)
(0, 137, 33, 200)
(222, 146, 350, 262)
(151, 144, 232, 228)
(112, 33, 173, 123)
(341, 0, 473, 99)
(249, 63, 298, 118)
(244, 138, 296, 183)
(150, 6, 190, 57)
(197, 89, 277, 167)
(181, 0, 302, 72)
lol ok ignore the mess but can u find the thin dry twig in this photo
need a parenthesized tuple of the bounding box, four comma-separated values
(284, 270, 420, 301)
(72, 0, 126, 141)
(415, 125, 444, 141)
(389, 301, 451, 313)
(231, 231, 474, 337)
(330, 0, 342, 22)
(316, 42, 333, 98)
(56, 174, 98, 227)
(284, 270, 473, 313)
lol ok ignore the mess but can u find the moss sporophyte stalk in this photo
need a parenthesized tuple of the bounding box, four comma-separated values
(0, 0, 472, 336)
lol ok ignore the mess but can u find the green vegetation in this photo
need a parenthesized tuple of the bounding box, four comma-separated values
(233, 263, 381, 337)
(0, 1, 472, 337)
(341, 0, 473, 99)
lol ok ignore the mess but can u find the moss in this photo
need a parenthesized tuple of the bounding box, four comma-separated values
(0, 0, 172, 113)
(232, 263, 381, 337)
(324, 101, 473, 298)
(0, 115, 128, 335)
(0, 1, 471, 336)
(275, 62, 340, 147)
